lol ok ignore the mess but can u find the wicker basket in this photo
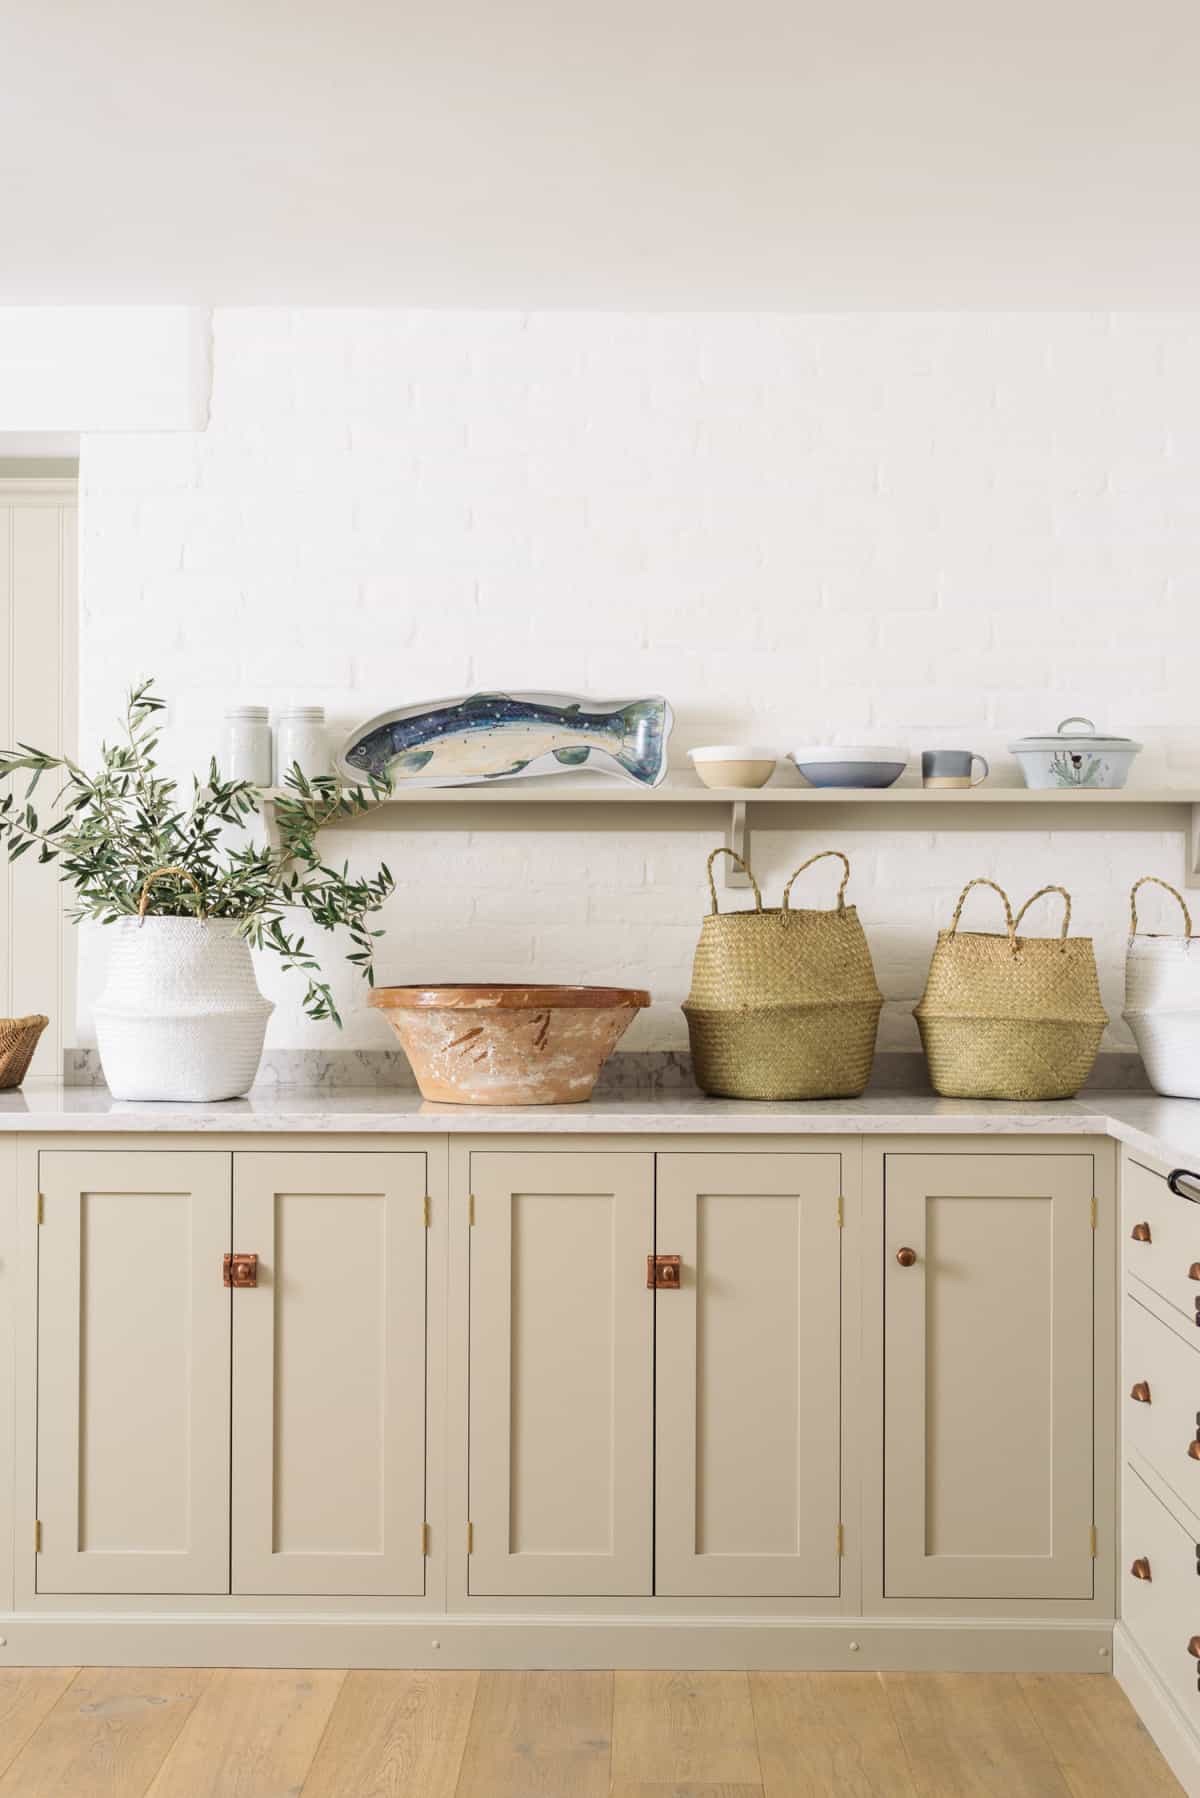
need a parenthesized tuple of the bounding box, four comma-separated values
(1123, 876, 1200, 1099)
(683, 847, 883, 1100)
(914, 878, 1107, 1100)
(0, 1015, 48, 1090)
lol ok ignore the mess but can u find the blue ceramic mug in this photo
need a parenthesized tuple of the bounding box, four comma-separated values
(921, 750, 989, 789)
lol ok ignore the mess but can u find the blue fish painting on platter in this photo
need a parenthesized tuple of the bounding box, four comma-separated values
(338, 691, 674, 789)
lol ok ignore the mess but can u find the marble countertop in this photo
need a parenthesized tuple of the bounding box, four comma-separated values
(2, 1085, 1199, 1168)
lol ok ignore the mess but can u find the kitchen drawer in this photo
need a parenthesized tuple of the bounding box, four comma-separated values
(1124, 1291, 1200, 1530)
(1122, 1462, 1200, 1733)
(1124, 1156, 1200, 1328)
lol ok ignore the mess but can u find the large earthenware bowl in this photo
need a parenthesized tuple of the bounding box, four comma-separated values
(369, 984, 650, 1105)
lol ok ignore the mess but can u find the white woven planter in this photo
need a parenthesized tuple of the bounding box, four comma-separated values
(1123, 877, 1200, 1100)
(94, 917, 273, 1102)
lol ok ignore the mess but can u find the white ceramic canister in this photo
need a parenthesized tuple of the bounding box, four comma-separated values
(94, 916, 274, 1101)
(225, 705, 272, 786)
(1123, 876, 1200, 1099)
(274, 705, 330, 784)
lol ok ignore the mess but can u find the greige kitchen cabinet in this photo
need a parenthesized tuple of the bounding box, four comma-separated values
(467, 1150, 655, 1596)
(231, 1152, 429, 1597)
(35, 1151, 232, 1595)
(883, 1151, 1097, 1601)
(654, 1151, 843, 1597)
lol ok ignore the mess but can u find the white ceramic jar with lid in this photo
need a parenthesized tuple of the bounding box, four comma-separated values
(224, 705, 272, 786)
(274, 705, 330, 784)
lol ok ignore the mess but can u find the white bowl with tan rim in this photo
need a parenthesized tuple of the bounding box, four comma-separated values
(688, 746, 778, 789)
(369, 983, 650, 1104)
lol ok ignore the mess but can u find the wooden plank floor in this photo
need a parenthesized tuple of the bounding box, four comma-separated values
(0, 1668, 1180, 1796)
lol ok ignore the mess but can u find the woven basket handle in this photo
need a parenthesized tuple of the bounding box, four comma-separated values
(705, 848, 764, 915)
(1013, 884, 1072, 949)
(1130, 875, 1193, 939)
(948, 878, 1017, 953)
(137, 865, 205, 924)
(781, 850, 851, 915)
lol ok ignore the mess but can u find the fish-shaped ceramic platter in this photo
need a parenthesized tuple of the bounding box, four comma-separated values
(338, 691, 674, 789)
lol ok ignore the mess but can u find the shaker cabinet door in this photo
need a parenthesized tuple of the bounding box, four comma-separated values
(468, 1151, 654, 1596)
(883, 1152, 1096, 1601)
(654, 1153, 843, 1597)
(231, 1152, 428, 1597)
(36, 1151, 232, 1595)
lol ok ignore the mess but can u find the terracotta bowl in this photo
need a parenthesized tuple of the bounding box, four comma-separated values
(369, 984, 651, 1105)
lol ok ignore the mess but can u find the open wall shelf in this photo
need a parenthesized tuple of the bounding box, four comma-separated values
(262, 778, 1200, 889)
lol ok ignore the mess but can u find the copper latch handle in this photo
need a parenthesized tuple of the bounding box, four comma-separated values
(1130, 1381, 1152, 1404)
(223, 1253, 258, 1289)
(895, 1247, 918, 1267)
(1131, 1221, 1152, 1243)
(1130, 1557, 1152, 1581)
(647, 1255, 681, 1290)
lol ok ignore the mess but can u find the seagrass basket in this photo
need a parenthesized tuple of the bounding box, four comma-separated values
(0, 1014, 48, 1090)
(683, 848, 882, 1100)
(1123, 875, 1200, 1099)
(914, 879, 1107, 1100)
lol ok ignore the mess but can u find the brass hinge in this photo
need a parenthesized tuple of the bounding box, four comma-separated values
(36, 1192, 43, 1225)
(1090, 1195, 1098, 1231)
(423, 1195, 431, 1228)
(466, 1520, 474, 1554)
(33, 1520, 41, 1552)
(836, 1522, 844, 1557)
(468, 1193, 475, 1226)
(1089, 1524, 1098, 1559)
(421, 1521, 430, 1556)
(836, 1195, 844, 1229)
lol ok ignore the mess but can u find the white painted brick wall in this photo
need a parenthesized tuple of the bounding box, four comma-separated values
(77, 310, 1200, 1053)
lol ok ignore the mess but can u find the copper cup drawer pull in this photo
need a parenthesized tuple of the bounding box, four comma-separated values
(1131, 1221, 1153, 1243)
(223, 1253, 258, 1289)
(895, 1246, 918, 1267)
(1130, 1380, 1152, 1404)
(1190, 1263, 1200, 1282)
(1189, 1439, 1200, 1462)
(647, 1254, 681, 1290)
(1189, 1636, 1200, 1659)
(1130, 1557, 1152, 1581)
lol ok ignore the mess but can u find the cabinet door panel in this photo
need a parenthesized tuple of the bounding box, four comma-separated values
(232, 1152, 427, 1597)
(36, 1151, 231, 1595)
(655, 1152, 842, 1597)
(884, 1153, 1095, 1600)
(468, 1151, 653, 1596)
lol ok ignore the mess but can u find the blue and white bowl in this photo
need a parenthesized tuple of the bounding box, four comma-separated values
(788, 746, 909, 789)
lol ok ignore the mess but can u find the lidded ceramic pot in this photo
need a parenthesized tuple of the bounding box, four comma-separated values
(1009, 716, 1142, 789)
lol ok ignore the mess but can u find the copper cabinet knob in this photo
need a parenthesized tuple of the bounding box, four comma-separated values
(895, 1247, 918, 1267)
(1130, 1557, 1152, 1581)
(1189, 1439, 1200, 1461)
(1189, 1637, 1200, 1659)
(1131, 1222, 1152, 1243)
(1190, 1264, 1200, 1282)
(1130, 1381, 1152, 1404)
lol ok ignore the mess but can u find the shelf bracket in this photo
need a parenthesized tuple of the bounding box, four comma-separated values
(725, 801, 751, 888)
(1189, 804, 1200, 891)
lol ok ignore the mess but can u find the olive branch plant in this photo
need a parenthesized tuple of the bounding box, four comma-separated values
(0, 680, 395, 1024)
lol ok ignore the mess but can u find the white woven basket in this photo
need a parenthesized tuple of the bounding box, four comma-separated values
(95, 887, 273, 1101)
(1123, 876, 1200, 1100)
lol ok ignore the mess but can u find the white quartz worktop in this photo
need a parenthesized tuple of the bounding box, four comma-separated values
(3, 1085, 1200, 1168)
